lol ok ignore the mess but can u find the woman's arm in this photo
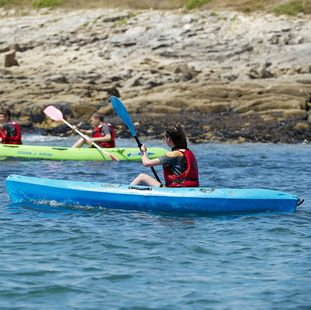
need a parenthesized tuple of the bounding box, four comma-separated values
(140, 145, 161, 167)
(92, 133, 111, 143)
(80, 129, 92, 135)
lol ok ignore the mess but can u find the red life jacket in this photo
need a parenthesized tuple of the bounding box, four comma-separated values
(163, 149, 199, 187)
(1, 122, 22, 145)
(92, 123, 115, 148)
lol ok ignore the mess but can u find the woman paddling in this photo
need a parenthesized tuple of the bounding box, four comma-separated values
(131, 122, 199, 187)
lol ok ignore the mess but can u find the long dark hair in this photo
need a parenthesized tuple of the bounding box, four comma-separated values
(0, 109, 11, 121)
(165, 122, 187, 149)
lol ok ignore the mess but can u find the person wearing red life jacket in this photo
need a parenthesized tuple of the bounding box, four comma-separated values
(72, 112, 115, 148)
(131, 122, 199, 187)
(0, 109, 22, 145)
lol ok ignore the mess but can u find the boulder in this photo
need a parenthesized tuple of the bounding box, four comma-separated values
(4, 51, 19, 67)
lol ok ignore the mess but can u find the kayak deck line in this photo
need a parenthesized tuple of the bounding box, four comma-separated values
(5, 174, 301, 215)
(0, 144, 167, 161)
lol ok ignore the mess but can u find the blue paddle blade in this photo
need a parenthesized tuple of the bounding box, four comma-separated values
(110, 96, 137, 136)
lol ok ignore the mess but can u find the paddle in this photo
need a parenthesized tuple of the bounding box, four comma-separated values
(43, 105, 118, 161)
(110, 96, 162, 184)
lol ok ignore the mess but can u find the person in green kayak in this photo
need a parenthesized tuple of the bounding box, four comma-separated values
(72, 112, 115, 148)
(0, 108, 22, 145)
(131, 122, 199, 187)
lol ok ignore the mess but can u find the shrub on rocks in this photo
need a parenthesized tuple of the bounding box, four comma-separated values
(32, 0, 63, 8)
(185, 0, 211, 10)
(273, 0, 305, 16)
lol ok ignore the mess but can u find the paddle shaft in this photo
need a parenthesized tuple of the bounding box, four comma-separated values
(133, 135, 162, 184)
(62, 119, 115, 160)
(110, 96, 162, 184)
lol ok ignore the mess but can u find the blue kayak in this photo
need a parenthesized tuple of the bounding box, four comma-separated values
(5, 174, 302, 214)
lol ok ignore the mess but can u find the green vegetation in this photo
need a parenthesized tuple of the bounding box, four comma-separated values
(241, 1, 265, 13)
(0, 0, 26, 6)
(116, 17, 130, 26)
(0, 0, 10, 5)
(273, 0, 305, 16)
(32, 0, 63, 8)
(0, 0, 310, 15)
(185, 0, 211, 10)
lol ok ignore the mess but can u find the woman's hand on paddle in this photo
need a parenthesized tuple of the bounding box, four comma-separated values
(85, 136, 93, 147)
(140, 144, 147, 155)
(140, 144, 161, 167)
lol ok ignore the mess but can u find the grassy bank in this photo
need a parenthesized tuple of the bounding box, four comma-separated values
(0, 0, 310, 15)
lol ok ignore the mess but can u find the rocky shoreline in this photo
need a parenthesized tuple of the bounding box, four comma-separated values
(0, 8, 311, 143)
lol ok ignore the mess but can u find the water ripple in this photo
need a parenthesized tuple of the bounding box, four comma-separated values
(0, 139, 310, 309)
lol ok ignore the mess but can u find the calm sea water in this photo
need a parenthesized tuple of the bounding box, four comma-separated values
(0, 135, 310, 309)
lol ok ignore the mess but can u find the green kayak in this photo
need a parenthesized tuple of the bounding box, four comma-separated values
(0, 144, 167, 161)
